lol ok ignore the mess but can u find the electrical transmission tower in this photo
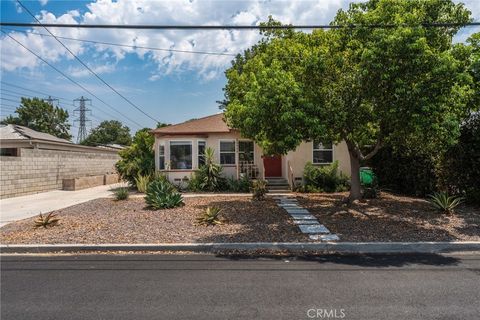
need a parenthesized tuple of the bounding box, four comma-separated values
(44, 96, 59, 106)
(73, 96, 92, 143)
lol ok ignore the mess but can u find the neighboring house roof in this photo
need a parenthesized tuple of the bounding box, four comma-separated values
(0, 124, 71, 144)
(151, 113, 231, 135)
(0, 124, 119, 154)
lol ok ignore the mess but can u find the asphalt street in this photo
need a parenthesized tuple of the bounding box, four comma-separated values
(1, 253, 479, 320)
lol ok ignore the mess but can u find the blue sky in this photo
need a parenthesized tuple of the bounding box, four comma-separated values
(1, 0, 479, 141)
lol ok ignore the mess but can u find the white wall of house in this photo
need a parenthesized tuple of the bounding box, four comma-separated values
(153, 132, 351, 186)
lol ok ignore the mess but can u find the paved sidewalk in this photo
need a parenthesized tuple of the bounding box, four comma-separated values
(0, 183, 124, 227)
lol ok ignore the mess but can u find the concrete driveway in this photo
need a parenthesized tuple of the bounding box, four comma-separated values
(0, 183, 124, 227)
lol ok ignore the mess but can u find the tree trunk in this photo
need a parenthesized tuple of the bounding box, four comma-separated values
(348, 150, 362, 201)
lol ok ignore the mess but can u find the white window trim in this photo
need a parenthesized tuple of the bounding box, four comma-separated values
(197, 140, 206, 169)
(312, 141, 334, 165)
(219, 139, 236, 165)
(158, 142, 166, 170)
(238, 139, 255, 164)
(169, 140, 193, 170)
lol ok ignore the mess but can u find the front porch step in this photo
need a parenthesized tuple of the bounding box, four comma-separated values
(266, 178, 290, 192)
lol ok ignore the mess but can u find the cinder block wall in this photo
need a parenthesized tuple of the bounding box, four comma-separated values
(0, 148, 119, 199)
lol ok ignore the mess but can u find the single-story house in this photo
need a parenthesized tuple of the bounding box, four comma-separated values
(151, 113, 351, 189)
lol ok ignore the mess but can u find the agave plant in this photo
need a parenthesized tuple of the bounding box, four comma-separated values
(428, 191, 464, 214)
(145, 179, 184, 209)
(196, 206, 222, 226)
(34, 212, 60, 229)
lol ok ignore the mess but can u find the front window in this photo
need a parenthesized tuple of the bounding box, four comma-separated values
(313, 141, 333, 164)
(159, 144, 165, 170)
(239, 141, 254, 163)
(170, 141, 192, 169)
(198, 141, 206, 167)
(220, 140, 236, 165)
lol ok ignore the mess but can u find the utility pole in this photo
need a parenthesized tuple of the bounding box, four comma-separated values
(73, 96, 91, 144)
(44, 96, 59, 106)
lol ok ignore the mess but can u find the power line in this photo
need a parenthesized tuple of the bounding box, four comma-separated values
(16, 0, 160, 124)
(1, 81, 64, 100)
(2, 27, 237, 57)
(1, 22, 479, 29)
(1, 30, 144, 129)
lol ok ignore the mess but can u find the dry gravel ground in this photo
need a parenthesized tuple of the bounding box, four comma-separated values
(0, 197, 307, 244)
(297, 192, 480, 242)
(1, 193, 479, 244)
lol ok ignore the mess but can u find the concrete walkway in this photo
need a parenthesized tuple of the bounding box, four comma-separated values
(0, 183, 124, 227)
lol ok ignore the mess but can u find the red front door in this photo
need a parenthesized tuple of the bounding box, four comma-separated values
(263, 155, 282, 177)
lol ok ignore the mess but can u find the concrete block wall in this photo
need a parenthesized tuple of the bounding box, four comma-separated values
(0, 148, 119, 199)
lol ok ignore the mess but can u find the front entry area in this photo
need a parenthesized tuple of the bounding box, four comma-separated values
(263, 155, 282, 177)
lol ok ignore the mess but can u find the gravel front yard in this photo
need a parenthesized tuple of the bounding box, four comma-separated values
(1, 193, 478, 244)
(0, 196, 307, 244)
(298, 192, 480, 242)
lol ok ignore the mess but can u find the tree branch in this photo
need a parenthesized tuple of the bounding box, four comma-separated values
(363, 138, 383, 161)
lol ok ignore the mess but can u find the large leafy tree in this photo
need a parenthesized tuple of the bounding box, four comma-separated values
(81, 120, 131, 146)
(1, 97, 71, 140)
(223, 0, 474, 200)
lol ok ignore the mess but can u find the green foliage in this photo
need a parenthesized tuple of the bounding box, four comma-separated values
(145, 178, 184, 209)
(189, 147, 226, 191)
(227, 175, 251, 192)
(196, 207, 222, 226)
(252, 179, 268, 201)
(302, 161, 349, 193)
(134, 174, 151, 193)
(368, 146, 438, 197)
(81, 120, 131, 146)
(428, 192, 464, 214)
(1, 97, 71, 140)
(34, 212, 59, 229)
(116, 128, 155, 186)
(439, 112, 480, 204)
(223, 1, 474, 200)
(113, 187, 129, 201)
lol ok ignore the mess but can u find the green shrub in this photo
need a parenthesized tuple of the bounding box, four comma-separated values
(114, 187, 129, 200)
(145, 178, 184, 209)
(227, 175, 251, 192)
(188, 147, 226, 192)
(303, 161, 349, 193)
(134, 174, 151, 193)
(252, 179, 268, 201)
(428, 192, 464, 214)
(116, 129, 155, 187)
(34, 212, 60, 229)
(196, 206, 222, 226)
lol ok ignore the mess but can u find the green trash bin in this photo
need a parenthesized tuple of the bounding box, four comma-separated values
(360, 167, 376, 186)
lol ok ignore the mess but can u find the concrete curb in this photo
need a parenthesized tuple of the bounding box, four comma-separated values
(1, 242, 480, 254)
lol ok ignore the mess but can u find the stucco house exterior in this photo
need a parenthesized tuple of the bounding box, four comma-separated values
(151, 113, 351, 189)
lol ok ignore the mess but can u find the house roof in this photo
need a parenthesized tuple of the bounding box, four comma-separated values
(151, 113, 231, 135)
(0, 124, 72, 144)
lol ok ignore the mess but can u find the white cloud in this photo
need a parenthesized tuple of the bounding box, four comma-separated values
(1, 0, 479, 80)
(68, 63, 115, 77)
(39, 0, 49, 6)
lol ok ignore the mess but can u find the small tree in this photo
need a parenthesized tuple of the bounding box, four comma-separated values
(1, 97, 71, 140)
(81, 120, 131, 146)
(115, 128, 155, 186)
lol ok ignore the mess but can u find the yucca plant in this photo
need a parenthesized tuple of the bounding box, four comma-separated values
(196, 207, 222, 226)
(428, 191, 464, 214)
(252, 179, 268, 201)
(114, 187, 129, 200)
(145, 179, 184, 209)
(198, 147, 224, 191)
(134, 174, 151, 193)
(34, 212, 60, 229)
